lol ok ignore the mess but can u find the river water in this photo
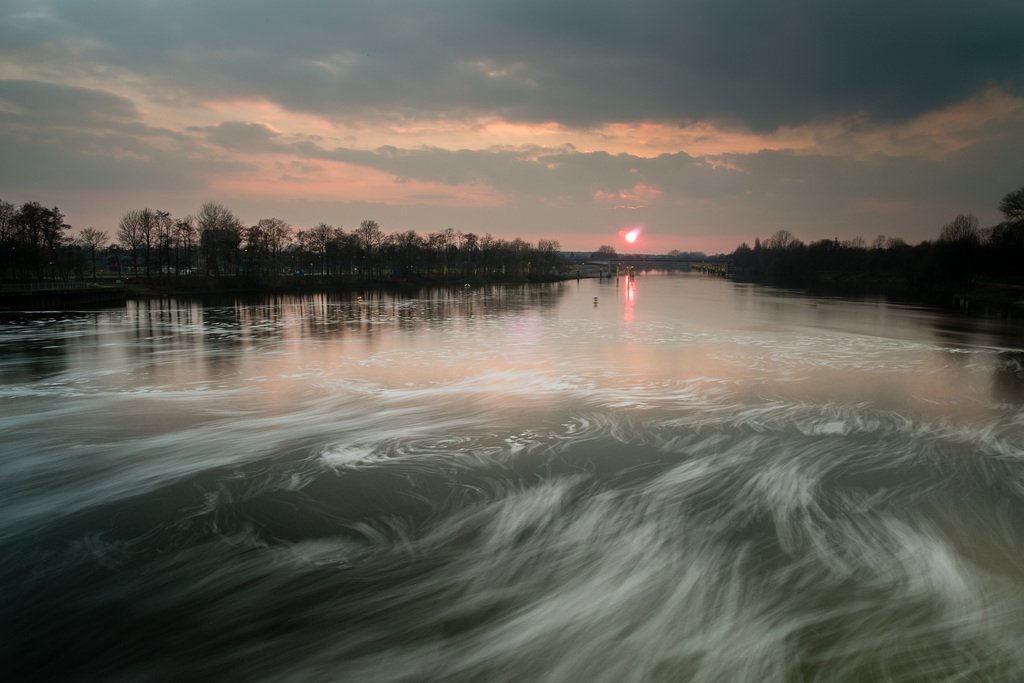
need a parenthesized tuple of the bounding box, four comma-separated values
(2, 274, 1024, 682)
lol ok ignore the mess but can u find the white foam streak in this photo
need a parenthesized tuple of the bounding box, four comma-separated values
(315, 450, 1024, 682)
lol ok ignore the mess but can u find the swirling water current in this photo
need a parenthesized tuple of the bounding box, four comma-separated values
(2, 274, 1024, 682)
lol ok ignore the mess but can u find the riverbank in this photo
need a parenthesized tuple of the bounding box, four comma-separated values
(736, 269, 1024, 318)
(0, 284, 128, 311)
(953, 281, 1024, 307)
(121, 272, 580, 298)
(0, 268, 613, 310)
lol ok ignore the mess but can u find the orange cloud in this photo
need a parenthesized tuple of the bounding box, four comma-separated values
(209, 156, 509, 208)
(593, 183, 662, 209)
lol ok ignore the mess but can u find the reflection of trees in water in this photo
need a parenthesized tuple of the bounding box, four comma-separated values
(191, 285, 573, 341)
(0, 312, 84, 380)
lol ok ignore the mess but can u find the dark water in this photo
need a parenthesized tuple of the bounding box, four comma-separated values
(2, 275, 1024, 682)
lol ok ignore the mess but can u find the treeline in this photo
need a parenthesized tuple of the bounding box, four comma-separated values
(729, 184, 1024, 298)
(6, 184, 1023, 293)
(0, 199, 567, 284)
(0, 202, 71, 281)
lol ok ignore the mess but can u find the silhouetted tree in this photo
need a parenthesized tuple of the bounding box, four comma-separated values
(241, 218, 291, 277)
(261, 218, 292, 274)
(356, 219, 384, 276)
(78, 228, 108, 280)
(0, 199, 17, 279)
(536, 239, 561, 275)
(999, 185, 1024, 225)
(197, 201, 243, 276)
(116, 210, 139, 273)
(117, 208, 153, 275)
(392, 229, 426, 277)
(153, 210, 175, 276)
(175, 216, 197, 273)
(764, 229, 802, 250)
(935, 214, 981, 286)
(939, 214, 981, 245)
(14, 202, 71, 280)
(461, 232, 480, 275)
(304, 222, 334, 274)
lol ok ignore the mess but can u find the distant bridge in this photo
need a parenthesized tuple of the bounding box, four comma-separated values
(579, 256, 734, 275)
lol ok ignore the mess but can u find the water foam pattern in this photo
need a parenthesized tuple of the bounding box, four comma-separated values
(2, 278, 1023, 681)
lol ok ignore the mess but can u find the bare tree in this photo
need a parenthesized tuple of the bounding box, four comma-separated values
(428, 227, 457, 275)
(392, 229, 425, 277)
(175, 216, 197, 273)
(536, 238, 561, 275)
(426, 231, 447, 276)
(0, 200, 15, 280)
(355, 219, 382, 250)
(306, 222, 334, 274)
(239, 218, 291, 276)
(196, 201, 242, 234)
(78, 228, 108, 280)
(139, 208, 158, 275)
(259, 217, 292, 274)
(461, 231, 479, 275)
(153, 210, 175, 276)
(196, 201, 243, 275)
(0, 200, 15, 244)
(113, 208, 163, 276)
(988, 222, 1024, 252)
(356, 219, 384, 275)
(939, 214, 980, 245)
(117, 209, 145, 275)
(510, 237, 531, 274)
(999, 185, 1024, 225)
(764, 229, 803, 250)
(16, 203, 70, 279)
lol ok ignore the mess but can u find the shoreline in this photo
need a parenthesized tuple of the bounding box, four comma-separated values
(121, 272, 582, 298)
(3, 271, 1021, 316)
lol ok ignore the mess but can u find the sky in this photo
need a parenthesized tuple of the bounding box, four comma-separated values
(1, 0, 1023, 255)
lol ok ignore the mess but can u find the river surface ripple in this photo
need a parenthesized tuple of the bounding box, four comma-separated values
(2, 275, 1024, 682)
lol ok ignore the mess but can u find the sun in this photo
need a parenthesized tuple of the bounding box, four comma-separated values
(617, 226, 642, 247)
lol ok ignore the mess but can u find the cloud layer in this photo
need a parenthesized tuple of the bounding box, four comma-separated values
(2, 0, 1023, 251)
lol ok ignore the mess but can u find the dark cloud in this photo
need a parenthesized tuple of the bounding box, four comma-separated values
(0, 82, 248, 192)
(297, 143, 667, 201)
(0, 126, 245, 193)
(0, 80, 139, 127)
(281, 119, 1023, 223)
(296, 129, 1022, 238)
(9, 0, 1021, 130)
(195, 121, 284, 151)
